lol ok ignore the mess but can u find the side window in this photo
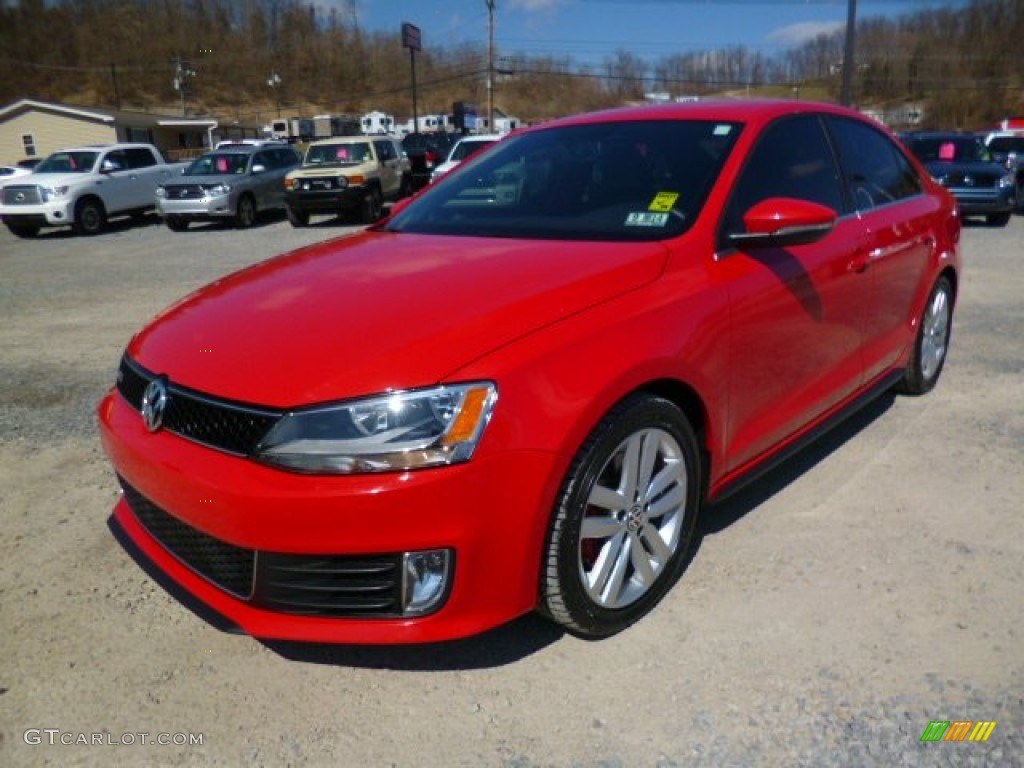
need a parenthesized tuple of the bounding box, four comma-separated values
(103, 150, 129, 172)
(124, 148, 156, 169)
(827, 117, 922, 211)
(253, 151, 270, 170)
(721, 114, 843, 237)
(374, 140, 394, 162)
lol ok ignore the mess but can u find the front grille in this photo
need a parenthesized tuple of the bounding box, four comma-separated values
(120, 477, 255, 598)
(2, 185, 42, 205)
(119, 479, 407, 618)
(256, 554, 403, 616)
(943, 172, 1000, 189)
(296, 177, 340, 191)
(117, 355, 282, 456)
(162, 184, 207, 200)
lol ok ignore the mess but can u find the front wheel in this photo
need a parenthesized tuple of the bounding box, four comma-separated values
(986, 212, 1010, 227)
(234, 194, 257, 229)
(73, 197, 106, 235)
(286, 207, 309, 228)
(361, 187, 382, 224)
(896, 275, 954, 395)
(165, 216, 189, 232)
(540, 394, 702, 638)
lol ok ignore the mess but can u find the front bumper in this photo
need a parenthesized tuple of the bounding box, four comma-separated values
(98, 388, 556, 644)
(285, 187, 368, 215)
(950, 188, 1016, 216)
(0, 199, 75, 227)
(156, 195, 236, 220)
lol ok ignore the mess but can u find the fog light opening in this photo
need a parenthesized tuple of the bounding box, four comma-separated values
(402, 549, 451, 616)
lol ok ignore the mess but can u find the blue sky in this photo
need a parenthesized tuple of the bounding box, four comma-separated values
(332, 0, 967, 65)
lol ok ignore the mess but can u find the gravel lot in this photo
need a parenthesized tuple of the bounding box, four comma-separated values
(2, 212, 1022, 767)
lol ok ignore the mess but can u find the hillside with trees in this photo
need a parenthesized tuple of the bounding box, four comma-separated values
(0, 0, 1020, 129)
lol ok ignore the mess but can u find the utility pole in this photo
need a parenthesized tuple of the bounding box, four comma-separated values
(402, 23, 422, 133)
(486, 0, 496, 132)
(267, 72, 283, 117)
(840, 0, 857, 106)
(172, 56, 196, 117)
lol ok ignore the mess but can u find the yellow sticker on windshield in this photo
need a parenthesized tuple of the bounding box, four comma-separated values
(649, 192, 679, 212)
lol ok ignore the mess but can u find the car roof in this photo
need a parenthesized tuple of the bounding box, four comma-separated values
(307, 136, 378, 147)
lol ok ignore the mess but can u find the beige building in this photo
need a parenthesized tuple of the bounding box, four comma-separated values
(0, 99, 218, 164)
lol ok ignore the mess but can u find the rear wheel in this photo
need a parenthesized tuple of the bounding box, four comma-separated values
(896, 275, 954, 395)
(234, 194, 256, 228)
(286, 207, 309, 228)
(6, 223, 39, 238)
(540, 394, 702, 638)
(73, 197, 106, 235)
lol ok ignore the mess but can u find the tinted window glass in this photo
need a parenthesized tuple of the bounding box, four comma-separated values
(722, 114, 843, 235)
(374, 140, 394, 162)
(124, 147, 156, 169)
(388, 120, 742, 242)
(829, 118, 921, 210)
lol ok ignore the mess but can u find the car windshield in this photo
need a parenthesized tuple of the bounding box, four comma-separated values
(450, 140, 498, 162)
(908, 137, 991, 163)
(187, 153, 251, 175)
(305, 143, 372, 165)
(35, 151, 99, 174)
(387, 119, 742, 242)
(987, 136, 1024, 153)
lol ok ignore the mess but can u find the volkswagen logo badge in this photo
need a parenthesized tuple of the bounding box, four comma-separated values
(141, 376, 170, 432)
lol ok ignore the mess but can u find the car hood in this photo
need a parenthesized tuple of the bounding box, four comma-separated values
(164, 173, 243, 185)
(127, 230, 668, 407)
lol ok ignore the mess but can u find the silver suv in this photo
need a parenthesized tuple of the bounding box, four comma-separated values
(156, 145, 300, 231)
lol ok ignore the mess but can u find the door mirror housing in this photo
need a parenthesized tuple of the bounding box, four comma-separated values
(728, 197, 837, 249)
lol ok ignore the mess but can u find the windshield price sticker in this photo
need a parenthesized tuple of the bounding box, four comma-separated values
(625, 212, 669, 227)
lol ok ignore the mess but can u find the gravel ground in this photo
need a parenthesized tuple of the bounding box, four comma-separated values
(1, 211, 1022, 767)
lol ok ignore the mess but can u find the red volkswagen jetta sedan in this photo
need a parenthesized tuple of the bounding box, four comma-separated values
(98, 101, 960, 643)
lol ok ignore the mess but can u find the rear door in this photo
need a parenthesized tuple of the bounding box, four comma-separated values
(716, 113, 869, 471)
(825, 116, 937, 383)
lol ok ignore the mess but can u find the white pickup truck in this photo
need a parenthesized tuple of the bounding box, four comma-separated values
(0, 143, 187, 237)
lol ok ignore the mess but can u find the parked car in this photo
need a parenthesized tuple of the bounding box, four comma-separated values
(401, 132, 456, 190)
(430, 133, 504, 182)
(99, 100, 960, 644)
(981, 130, 1024, 211)
(0, 143, 186, 237)
(155, 144, 301, 231)
(283, 136, 411, 226)
(901, 131, 1016, 225)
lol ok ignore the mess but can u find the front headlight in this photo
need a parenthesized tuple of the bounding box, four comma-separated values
(206, 183, 232, 196)
(40, 185, 70, 202)
(255, 382, 497, 474)
(998, 173, 1016, 189)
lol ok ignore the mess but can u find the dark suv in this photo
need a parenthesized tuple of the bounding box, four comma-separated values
(401, 133, 457, 191)
(901, 131, 1016, 225)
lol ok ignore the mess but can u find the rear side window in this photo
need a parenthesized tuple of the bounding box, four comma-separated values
(827, 117, 921, 211)
(374, 140, 395, 162)
(721, 114, 844, 237)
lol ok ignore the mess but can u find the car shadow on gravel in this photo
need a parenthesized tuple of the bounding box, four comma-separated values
(21, 212, 164, 239)
(698, 392, 895, 536)
(107, 394, 895, 671)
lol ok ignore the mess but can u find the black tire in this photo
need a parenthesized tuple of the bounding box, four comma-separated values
(895, 275, 954, 396)
(234, 194, 257, 229)
(361, 186, 383, 224)
(399, 174, 414, 199)
(165, 216, 189, 232)
(73, 197, 106, 235)
(540, 394, 702, 638)
(286, 207, 309, 228)
(6, 223, 39, 238)
(986, 212, 1010, 227)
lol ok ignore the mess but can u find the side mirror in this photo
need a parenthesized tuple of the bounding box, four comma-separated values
(251, 164, 266, 174)
(728, 197, 837, 249)
(100, 159, 122, 174)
